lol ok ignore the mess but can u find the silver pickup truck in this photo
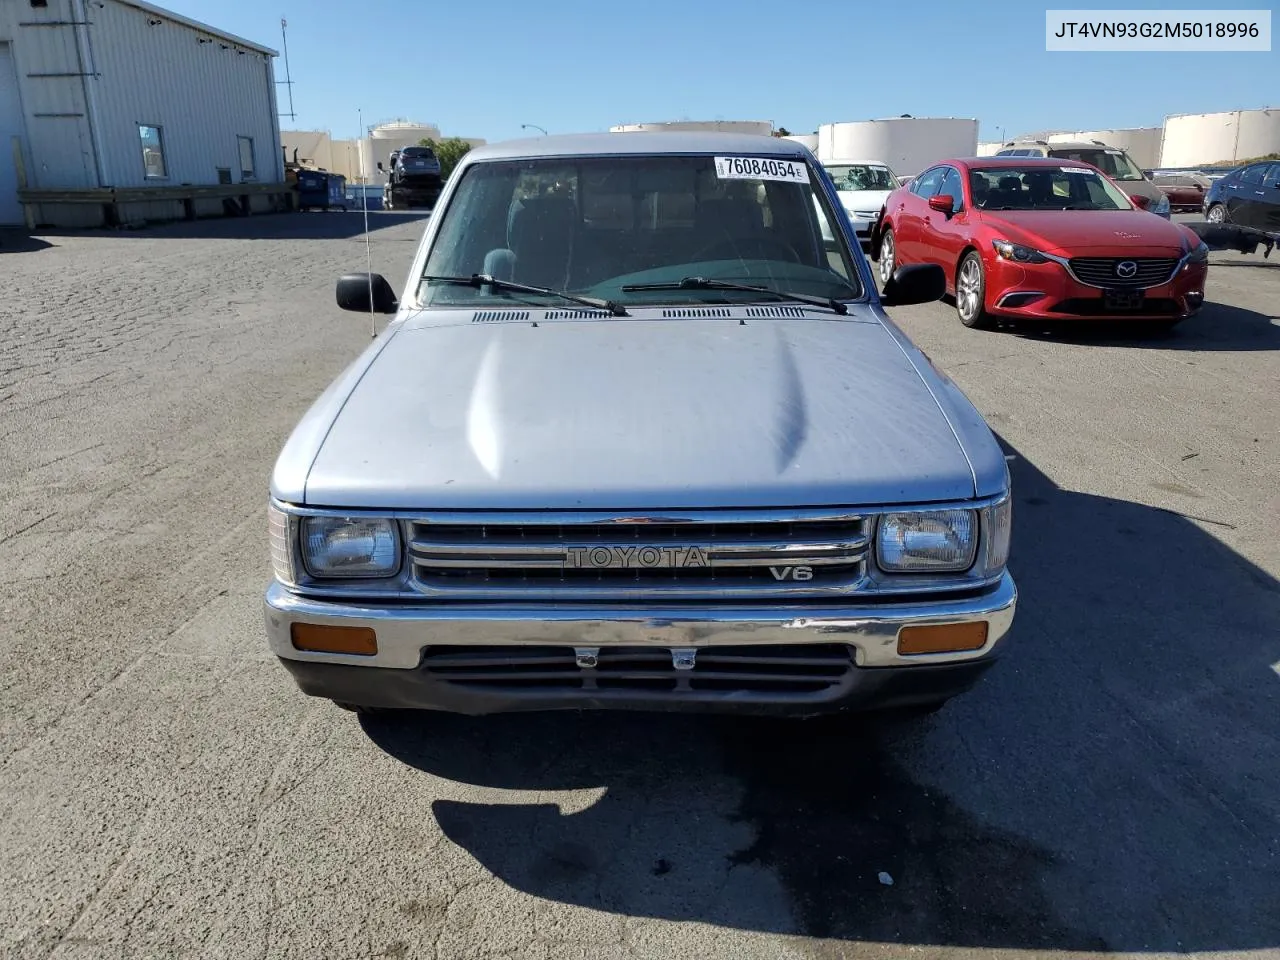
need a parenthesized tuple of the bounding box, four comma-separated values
(265, 133, 1016, 719)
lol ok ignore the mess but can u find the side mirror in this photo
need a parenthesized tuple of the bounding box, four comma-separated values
(927, 195, 956, 216)
(880, 264, 946, 307)
(1130, 194, 1151, 210)
(336, 273, 399, 314)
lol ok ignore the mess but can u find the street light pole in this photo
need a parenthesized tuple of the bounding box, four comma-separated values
(521, 124, 548, 136)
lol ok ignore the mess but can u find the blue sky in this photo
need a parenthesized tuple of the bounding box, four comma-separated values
(163, 0, 1277, 142)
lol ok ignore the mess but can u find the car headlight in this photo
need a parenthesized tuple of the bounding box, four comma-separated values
(992, 239, 1048, 264)
(877, 509, 978, 573)
(1152, 194, 1171, 215)
(1186, 241, 1209, 265)
(301, 516, 400, 578)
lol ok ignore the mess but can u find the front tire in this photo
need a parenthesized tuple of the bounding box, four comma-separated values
(956, 252, 992, 329)
(878, 228, 897, 285)
(1206, 203, 1226, 224)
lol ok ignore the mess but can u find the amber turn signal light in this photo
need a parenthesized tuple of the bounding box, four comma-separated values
(291, 623, 378, 656)
(897, 621, 988, 656)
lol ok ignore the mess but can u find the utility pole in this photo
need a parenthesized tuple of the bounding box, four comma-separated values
(277, 18, 296, 122)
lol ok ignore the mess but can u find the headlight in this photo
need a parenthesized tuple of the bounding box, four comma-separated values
(301, 516, 400, 578)
(992, 239, 1048, 264)
(877, 509, 978, 573)
(1186, 241, 1209, 265)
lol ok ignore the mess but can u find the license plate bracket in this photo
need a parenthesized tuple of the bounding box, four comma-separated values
(1103, 288, 1145, 311)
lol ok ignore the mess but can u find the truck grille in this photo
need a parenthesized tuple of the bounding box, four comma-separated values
(421, 644, 856, 698)
(1068, 257, 1180, 288)
(407, 510, 870, 600)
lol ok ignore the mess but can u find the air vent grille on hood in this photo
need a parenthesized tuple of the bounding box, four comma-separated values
(543, 310, 611, 319)
(744, 306, 808, 318)
(662, 307, 733, 318)
(471, 310, 531, 323)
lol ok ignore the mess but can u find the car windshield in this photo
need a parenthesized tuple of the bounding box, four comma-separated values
(824, 164, 897, 191)
(969, 166, 1135, 212)
(1048, 148, 1143, 181)
(417, 154, 861, 308)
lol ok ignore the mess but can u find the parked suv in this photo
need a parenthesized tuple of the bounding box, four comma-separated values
(382, 146, 444, 210)
(996, 140, 1170, 218)
(1202, 160, 1280, 229)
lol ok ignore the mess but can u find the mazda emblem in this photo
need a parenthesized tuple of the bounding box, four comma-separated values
(1115, 261, 1138, 278)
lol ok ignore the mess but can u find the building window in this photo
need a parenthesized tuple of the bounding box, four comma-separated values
(238, 136, 255, 181)
(216, 167, 232, 185)
(139, 124, 166, 179)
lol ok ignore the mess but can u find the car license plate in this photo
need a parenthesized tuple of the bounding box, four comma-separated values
(1103, 289, 1144, 311)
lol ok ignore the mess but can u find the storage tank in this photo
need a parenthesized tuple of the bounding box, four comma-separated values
(610, 120, 773, 136)
(783, 133, 819, 152)
(817, 118, 979, 175)
(1159, 108, 1280, 167)
(1047, 128, 1162, 169)
(361, 120, 444, 175)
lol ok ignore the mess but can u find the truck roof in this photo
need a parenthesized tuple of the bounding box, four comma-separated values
(465, 132, 811, 162)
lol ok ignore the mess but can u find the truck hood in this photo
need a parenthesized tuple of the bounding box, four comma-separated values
(979, 209, 1194, 256)
(837, 189, 893, 214)
(299, 315, 977, 509)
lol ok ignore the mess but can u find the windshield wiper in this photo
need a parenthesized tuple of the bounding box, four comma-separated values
(424, 274, 629, 317)
(620, 277, 850, 315)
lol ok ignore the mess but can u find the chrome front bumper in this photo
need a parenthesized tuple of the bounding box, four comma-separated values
(265, 573, 1017, 671)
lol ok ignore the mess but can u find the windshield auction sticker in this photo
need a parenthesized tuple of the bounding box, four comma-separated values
(715, 157, 810, 183)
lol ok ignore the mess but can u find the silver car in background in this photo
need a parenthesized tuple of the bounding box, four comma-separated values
(265, 132, 1016, 719)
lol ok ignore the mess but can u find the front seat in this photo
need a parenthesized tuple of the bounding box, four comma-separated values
(507, 197, 578, 289)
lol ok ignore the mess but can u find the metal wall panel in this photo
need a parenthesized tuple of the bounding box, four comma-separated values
(0, 0, 281, 191)
(88, 0, 281, 187)
(0, 1, 97, 190)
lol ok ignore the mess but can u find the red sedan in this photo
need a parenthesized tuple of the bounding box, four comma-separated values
(870, 157, 1209, 329)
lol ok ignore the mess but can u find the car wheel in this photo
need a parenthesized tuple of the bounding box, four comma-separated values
(878, 228, 897, 285)
(955, 252, 992, 329)
(1206, 203, 1227, 224)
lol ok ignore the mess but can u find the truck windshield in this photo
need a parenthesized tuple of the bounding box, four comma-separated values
(417, 154, 861, 308)
(824, 164, 897, 191)
(1049, 148, 1143, 181)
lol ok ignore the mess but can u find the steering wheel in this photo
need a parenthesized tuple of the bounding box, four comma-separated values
(690, 236, 802, 264)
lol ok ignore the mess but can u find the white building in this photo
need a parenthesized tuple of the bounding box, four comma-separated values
(611, 120, 774, 136)
(1159, 108, 1280, 168)
(354, 120, 486, 182)
(817, 118, 979, 175)
(782, 133, 819, 152)
(1047, 128, 1163, 169)
(281, 130, 362, 181)
(0, 0, 287, 227)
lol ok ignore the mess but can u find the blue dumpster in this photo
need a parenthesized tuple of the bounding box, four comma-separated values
(296, 170, 348, 211)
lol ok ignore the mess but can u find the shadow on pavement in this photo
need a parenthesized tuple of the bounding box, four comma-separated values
(1011, 299, 1280, 351)
(31, 210, 430, 242)
(362, 439, 1280, 953)
(0, 230, 54, 253)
